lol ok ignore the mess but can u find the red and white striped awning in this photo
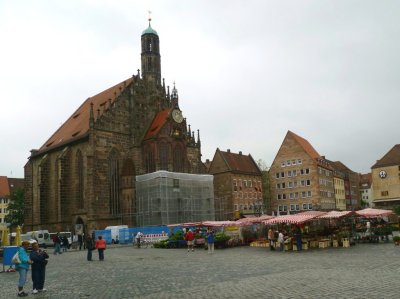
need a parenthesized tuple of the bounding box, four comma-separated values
(235, 215, 275, 225)
(167, 222, 202, 228)
(201, 221, 240, 227)
(262, 213, 322, 225)
(355, 208, 394, 218)
(317, 210, 355, 219)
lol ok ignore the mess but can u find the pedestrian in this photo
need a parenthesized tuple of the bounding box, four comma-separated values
(78, 234, 83, 250)
(95, 235, 106, 261)
(135, 232, 143, 248)
(278, 231, 285, 252)
(207, 228, 215, 254)
(15, 240, 32, 297)
(52, 233, 62, 255)
(185, 229, 195, 252)
(295, 227, 302, 251)
(85, 235, 95, 261)
(268, 228, 275, 251)
(61, 235, 69, 252)
(30, 242, 49, 294)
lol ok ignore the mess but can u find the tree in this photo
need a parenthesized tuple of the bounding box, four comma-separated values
(4, 188, 25, 227)
(256, 159, 271, 214)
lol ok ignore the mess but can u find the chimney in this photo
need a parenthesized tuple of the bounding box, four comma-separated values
(227, 149, 230, 153)
(239, 151, 242, 155)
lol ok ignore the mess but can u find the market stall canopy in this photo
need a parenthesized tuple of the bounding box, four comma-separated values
(355, 208, 394, 218)
(235, 215, 275, 225)
(263, 212, 326, 225)
(317, 211, 355, 219)
(202, 221, 240, 227)
(167, 222, 202, 228)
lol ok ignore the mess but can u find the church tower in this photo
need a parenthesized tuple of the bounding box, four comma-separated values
(141, 16, 161, 85)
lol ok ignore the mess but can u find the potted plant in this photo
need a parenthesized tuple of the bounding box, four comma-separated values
(393, 236, 400, 246)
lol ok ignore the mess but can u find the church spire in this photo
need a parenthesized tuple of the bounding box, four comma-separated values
(141, 13, 161, 85)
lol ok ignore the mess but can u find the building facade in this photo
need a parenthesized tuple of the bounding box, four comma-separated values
(359, 173, 373, 208)
(371, 144, 400, 209)
(208, 149, 263, 220)
(269, 131, 336, 215)
(24, 21, 206, 234)
(331, 161, 361, 210)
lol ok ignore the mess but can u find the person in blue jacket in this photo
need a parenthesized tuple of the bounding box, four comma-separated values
(30, 242, 49, 294)
(15, 241, 32, 297)
(207, 228, 215, 254)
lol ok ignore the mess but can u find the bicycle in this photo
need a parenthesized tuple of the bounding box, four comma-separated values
(133, 237, 152, 248)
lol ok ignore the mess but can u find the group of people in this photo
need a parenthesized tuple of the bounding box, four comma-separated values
(268, 228, 302, 252)
(51, 233, 69, 255)
(14, 241, 49, 297)
(184, 228, 215, 254)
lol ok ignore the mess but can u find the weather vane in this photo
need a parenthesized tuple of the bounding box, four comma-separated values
(148, 10, 152, 23)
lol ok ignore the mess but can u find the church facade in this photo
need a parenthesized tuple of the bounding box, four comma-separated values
(24, 21, 206, 234)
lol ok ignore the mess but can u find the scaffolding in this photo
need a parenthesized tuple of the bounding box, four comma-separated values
(135, 171, 215, 226)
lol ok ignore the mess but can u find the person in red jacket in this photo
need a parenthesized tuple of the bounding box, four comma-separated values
(95, 236, 106, 261)
(185, 229, 195, 252)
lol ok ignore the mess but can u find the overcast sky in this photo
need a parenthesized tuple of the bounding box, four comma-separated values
(1, 0, 399, 178)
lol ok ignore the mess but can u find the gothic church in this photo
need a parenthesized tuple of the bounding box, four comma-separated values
(24, 20, 205, 234)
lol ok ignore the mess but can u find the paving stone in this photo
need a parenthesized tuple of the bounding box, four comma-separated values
(1, 243, 399, 298)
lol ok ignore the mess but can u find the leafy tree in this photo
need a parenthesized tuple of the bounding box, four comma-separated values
(394, 206, 400, 216)
(4, 188, 25, 227)
(256, 159, 271, 214)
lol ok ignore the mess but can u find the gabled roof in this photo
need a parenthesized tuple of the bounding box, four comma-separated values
(143, 108, 172, 140)
(332, 161, 351, 172)
(288, 130, 321, 159)
(359, 173, 372, 188)
(371, 144, 400, 169)
(36, 77, 134, 155)
(0, 176, 10, 197)
(215, 149, 261, 175)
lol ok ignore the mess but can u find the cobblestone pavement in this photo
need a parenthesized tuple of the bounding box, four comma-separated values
(1, 243, 399, 299)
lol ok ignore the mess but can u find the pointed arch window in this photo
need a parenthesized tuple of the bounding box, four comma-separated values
(109, 150, 120, 216)
(146, 149, 155, 173)
(173, 145, 184, 172)
(159, 143, 169, 170)
(76, 150, 84, 209)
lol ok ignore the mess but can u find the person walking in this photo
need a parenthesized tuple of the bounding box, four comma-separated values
(85, 235, 95, 261)
(52, 233, 61, 255)
(135, 232, 143, 248)
(15, 241, 32, 297)
(30, 242, 49, 294)
(185, 229, 195, 252)
(95, 235, 106, 261)
(278, 231, 285, 252)
(207, 228, 215, 254)
(268, 228, 275, 251)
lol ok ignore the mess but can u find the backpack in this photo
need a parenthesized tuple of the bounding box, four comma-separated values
(12, 251, 21, 264)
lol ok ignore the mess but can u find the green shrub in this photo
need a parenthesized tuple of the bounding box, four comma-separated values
(215, 232, 231, 242)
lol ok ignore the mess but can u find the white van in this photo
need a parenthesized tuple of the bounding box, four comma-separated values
(26, 230, 51, 248)
(105, 225, 128, 244)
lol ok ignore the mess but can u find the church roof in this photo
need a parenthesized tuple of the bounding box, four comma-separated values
(371, 144, 400, 169)
(37, 77, 134, 155)
(142, 24, 158, 36)
(143, 108, 173, 140)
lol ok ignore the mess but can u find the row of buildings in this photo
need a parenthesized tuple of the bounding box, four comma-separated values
(1, 21, 399, 234)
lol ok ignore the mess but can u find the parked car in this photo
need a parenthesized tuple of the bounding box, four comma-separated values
(25, 230, 52, 248)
